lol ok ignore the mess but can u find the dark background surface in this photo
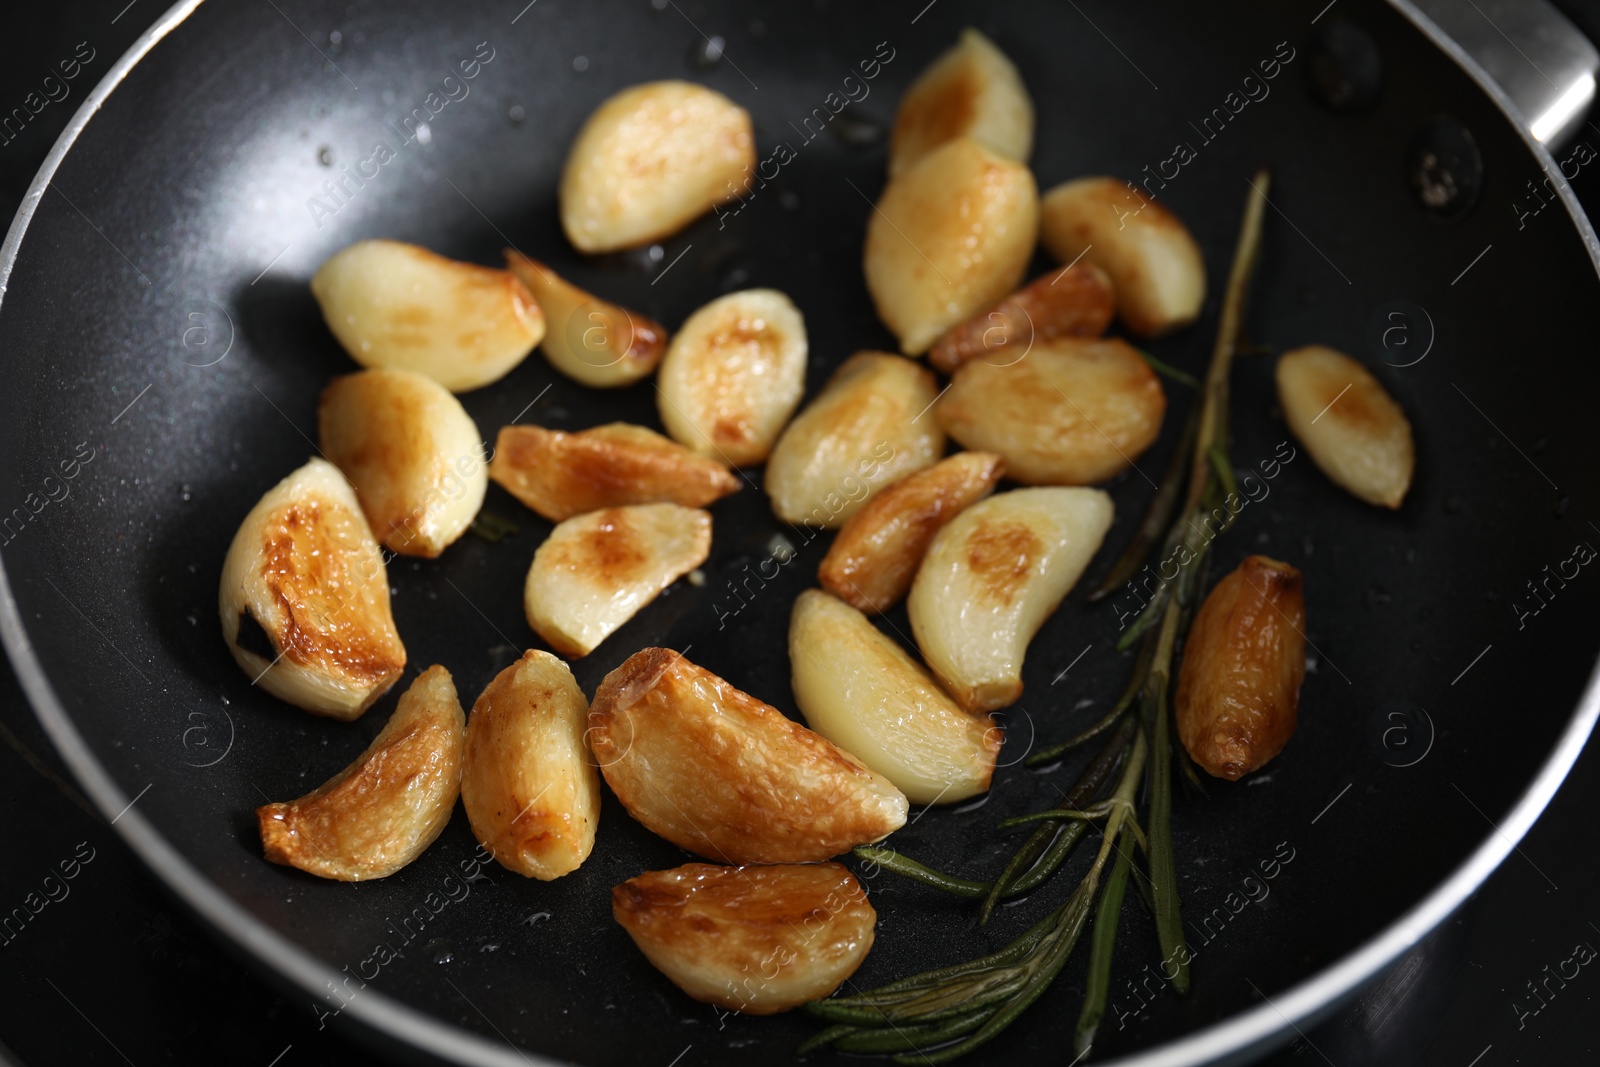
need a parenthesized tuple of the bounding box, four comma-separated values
(1, 2, 1598, 1066)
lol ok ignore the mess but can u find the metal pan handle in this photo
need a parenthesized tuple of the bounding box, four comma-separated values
(1413, 0, 1598, 145)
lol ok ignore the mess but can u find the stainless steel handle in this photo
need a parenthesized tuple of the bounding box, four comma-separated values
(1412, 0, 1598, 145)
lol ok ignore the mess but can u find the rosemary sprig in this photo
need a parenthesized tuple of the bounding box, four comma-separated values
(805, 170, 1273, 1062)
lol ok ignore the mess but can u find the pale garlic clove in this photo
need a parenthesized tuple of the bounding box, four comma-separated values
(614, 862, 876, 1014)
(318, 368, 487, 558)
(865, 138, 1039, 355)
(790, 590, 999, 805)
(559, 80, 755, 252)
(523, 504, 711, 658)
(936, 337, 1166, 485)
(909, 487, 1113, 713)
(310, 239, 543, 392)
(257, 665, 465, 881)
(1176, 556, 1306, 781)
(765, 352, 945, 529)
(889, 27, 1034, 178)
(927, 264, 1115, 374)
(818, 451, 1005, 613)
(490, 422, 740, 522)
(1039, 177, 1206, 339)
(461, 650, 601, 879)
(656, 288, 808, 466)
(1276, 345, 1414, 509)
(504, 250, 666, 387)
(588, 648, 909, 862)
(219, 457, 406, 720)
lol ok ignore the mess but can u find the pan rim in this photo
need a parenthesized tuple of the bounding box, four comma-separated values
(0, 1, 1595, 1065)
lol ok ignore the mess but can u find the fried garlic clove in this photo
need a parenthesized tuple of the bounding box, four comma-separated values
(1039, 177, 1206, 338)
(1276, 345, 1414, 509)
(818, 451, 1005, 613)
(865, 138, 1039, 355)
(614, 862, 876, 1014)
(765, 352, 944, 529)
(1175, 556, 1306, 781)
(310, 239, 543, 392)
(559, 80, 755, 252)
(790, 590, 999, 805)
(257, 665, 464, 880)
(927, 264, 1115, 374)
(909, 487, 1113, 713)
(503, 250, 666, 387)
(656, 288, 808, 466)
(460, 650, 601, 879)
(936, 337, 1166, 485)
(490, 422, 740, 523)
(523, 504, 711, 658)
(219, 458, 406, 720)
(889, 28, 1033, 178)
(318, 368, 487, 558)
(588, 648, 909, 862)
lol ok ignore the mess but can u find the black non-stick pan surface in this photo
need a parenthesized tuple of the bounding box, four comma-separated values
(3, 0, 1599, 1064)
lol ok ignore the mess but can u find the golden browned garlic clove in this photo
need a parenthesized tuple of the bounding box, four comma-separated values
(1039, 177, 1206, 338)
(889, 28, 1034, 178)
(936, 337, 1166, 485)
(310, 239, 543, 392)
(318, 368, 487, 559)
(1276, 345, 1414, 509)
(765, 352, 945, 529)
(927, 264, 1115, 374)
(219, 458, 406, 720)
(818, 451, 1005, 613)
(461, 650, 601, 879)
(503, 250, 666, 387)
(790, 590, 999, 804)
(559, 80, 755, 252)
(523, 504, 711, 658)
(588, 648, 909, 862)
(909, 487, 1113, 713)
(613, 862, 876, 1014)
(490, 423, 740, 522)
(258, 665, 465, 880)
(865, 138, 1039, 356)
(656, 288, 808, 466)
(1176, 555, 1306, 781)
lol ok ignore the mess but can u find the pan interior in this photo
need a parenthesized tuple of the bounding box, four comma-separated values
(2, 0, 1597, 1063)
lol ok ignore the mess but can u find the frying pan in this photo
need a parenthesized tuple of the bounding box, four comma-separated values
(3, 1, 1598, 1064)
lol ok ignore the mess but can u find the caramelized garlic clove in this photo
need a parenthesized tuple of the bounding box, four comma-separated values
(614, 862, 876, 1014)
(889, 28, 1034, 178)
(460, 650, 601, 879)
(764, 352, 944, 529)
(656, 288, 808, 466)
(258, 665, 465, 880)
(927, 264, 1115, 374)
(1276, 345, 1414, 509)
(865, 138, 1038, 356)
(588, 648, 909, 862)
(818, 451, 1005, 613)
(1175, 556, 1306, 781)
(490, 422, 740, 522)
(559, 80, 755, 252)
(503, 250, 666, 387)
(936, 337, 1166, 485)
(908, 487, 1113, 713)
(1039, 177, 1206, 339)
(318, 368, 487, 558)
(310, 239, 543, 392)
(219, 458, 406, 720)
(523, 504, 711, 658)
(790, 590, 999, 804)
